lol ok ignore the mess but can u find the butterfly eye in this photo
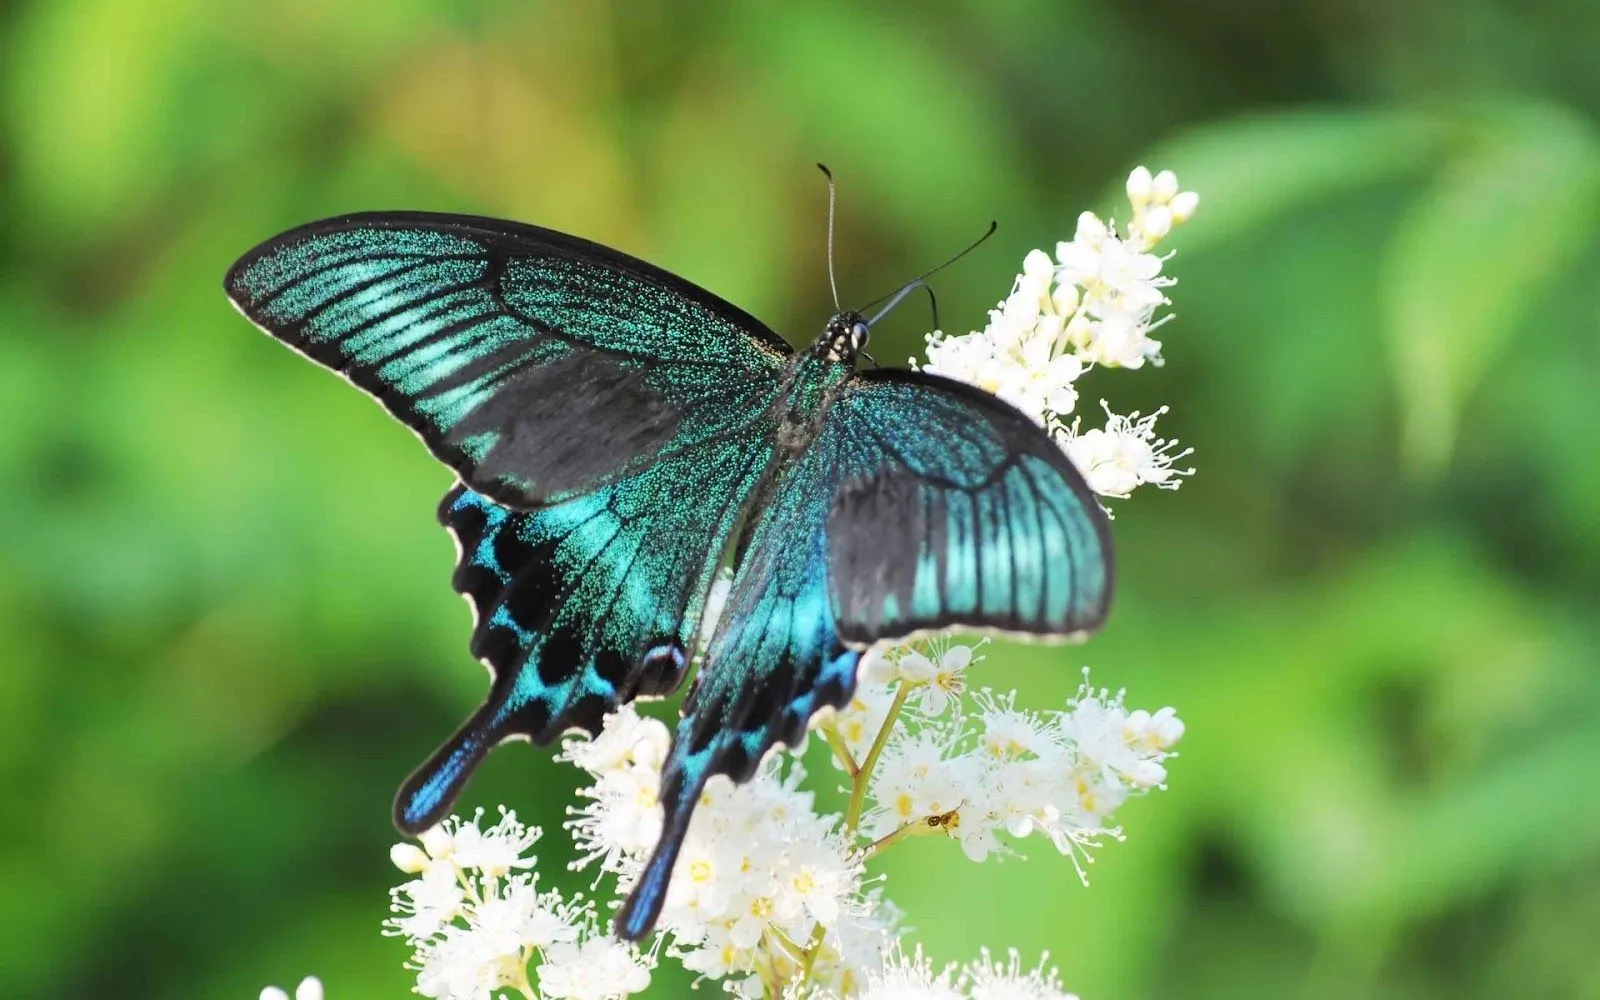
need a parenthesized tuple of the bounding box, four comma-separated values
(850, 320, 871, 349)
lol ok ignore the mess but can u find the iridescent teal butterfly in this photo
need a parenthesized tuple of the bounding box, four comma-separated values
(225, 208, 1112, 939)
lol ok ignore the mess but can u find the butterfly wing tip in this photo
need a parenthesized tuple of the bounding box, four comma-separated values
(612, 898, 657, 943)
(393, 772, 450, 836)
(391, 702, 505, 835)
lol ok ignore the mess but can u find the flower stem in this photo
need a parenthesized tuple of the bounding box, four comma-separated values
(821, 724, 860, 777)
(796, 922, 828, 983)
(864, 816, 932, 857)
(846, 685, 909, 836)
(794, 683, 912, 988)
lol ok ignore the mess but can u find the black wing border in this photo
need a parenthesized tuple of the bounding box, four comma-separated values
(222, 210, 796, 360)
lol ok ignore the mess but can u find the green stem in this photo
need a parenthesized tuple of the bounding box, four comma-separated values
(792, 684, 914, 989)
(796, 922, 829, 983)
(846, 685, 910, 835)
(821, 724, 860, 777)
(864, 816, 931, 857)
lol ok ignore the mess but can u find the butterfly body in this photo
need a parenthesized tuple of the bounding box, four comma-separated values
(225, 212, 1112, 939)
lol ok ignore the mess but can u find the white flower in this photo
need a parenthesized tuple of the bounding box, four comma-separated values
(1125, 706, 1186, 751)
(858, 946, 963, 1000)
(697, 568, 734, 655)
(826, 674, 897, 762)
(922, 165, 1197, 503)
(537, 935, 653, 1000)
(562, 707, 672, 870)
(385, 808, 650, 1000)
(915, 641, 979, 716)
(962, 949, 1078, 1000)
(564, 709, 883, 994)
(1060, 402, 1194, 499)
(563, 703, 670, 776)
(1055, 213, 1170, 315)
(389, 862, 466, 942)
(976, 693, 1053, 761)
(450, 807, 541, 878)
(259, 977, 322, 1000)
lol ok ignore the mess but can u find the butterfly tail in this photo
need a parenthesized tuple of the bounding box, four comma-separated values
(393, 699, 506, 834)
(614, 752, 709, 941)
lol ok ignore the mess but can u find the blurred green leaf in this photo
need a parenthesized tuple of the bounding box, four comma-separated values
(4, 3, 1600, 998)
(1131, 109, 1449, 249)
(1385, 102, 1600, 476)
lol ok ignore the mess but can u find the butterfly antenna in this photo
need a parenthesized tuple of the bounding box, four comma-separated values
(866, 279, 938, 330)
(818, 163, 842, 311)
(858, 219, 997, 329)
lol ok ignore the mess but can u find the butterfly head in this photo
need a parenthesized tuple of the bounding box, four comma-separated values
(815, 311, 871, 365)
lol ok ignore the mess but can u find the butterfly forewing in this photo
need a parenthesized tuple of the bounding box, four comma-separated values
(224, 212, 791, 509)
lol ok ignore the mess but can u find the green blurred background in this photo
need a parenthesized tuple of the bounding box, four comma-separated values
(3, 2, 1598, 997)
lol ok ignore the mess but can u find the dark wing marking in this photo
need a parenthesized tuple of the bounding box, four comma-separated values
(225, 212, 791, 508)
(396, 400, 777, 833)
(825, 369, 1112, 641)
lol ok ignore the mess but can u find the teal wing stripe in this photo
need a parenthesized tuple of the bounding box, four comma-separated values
(824, 369, 1113, 641)
(225, 212, 790, 509)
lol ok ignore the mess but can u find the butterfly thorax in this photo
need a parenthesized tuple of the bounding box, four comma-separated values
(774, 343, 854, 452)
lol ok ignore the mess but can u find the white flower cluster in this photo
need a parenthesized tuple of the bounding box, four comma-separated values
(921, 166, 1197, 501)
(384, 808, 653, 1000)
(841, 642, 1184, 870)
(856, 946, 1080, 1000)
(546, 638, 1180, 999)
(562, 707, 893, 998)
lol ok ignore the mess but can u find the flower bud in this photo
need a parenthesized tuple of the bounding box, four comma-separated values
(1152, 169, 1180, 203)
(418, 825, 454, 860)
(1125, 165, 1154, 205)
(390, 843, 430, 873)
(1169, 190, 1199, 222)
(1023, 248, 1054, 282)
(1050, 285, 1080, 320)
(1140, 205, 1173, 241)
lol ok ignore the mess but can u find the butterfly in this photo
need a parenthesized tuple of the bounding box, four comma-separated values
(224, 209, 1113, 939)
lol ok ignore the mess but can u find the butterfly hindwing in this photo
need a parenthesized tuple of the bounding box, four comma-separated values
(225, 212, 791, 509)
(397, 400, 778, 833)
(617, 430, 860, 939)
(825, 369, 1112, 641)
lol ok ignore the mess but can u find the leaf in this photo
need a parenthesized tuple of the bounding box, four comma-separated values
(1127, 108, 1450, 249)
(1385, 103, 1600, 476)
